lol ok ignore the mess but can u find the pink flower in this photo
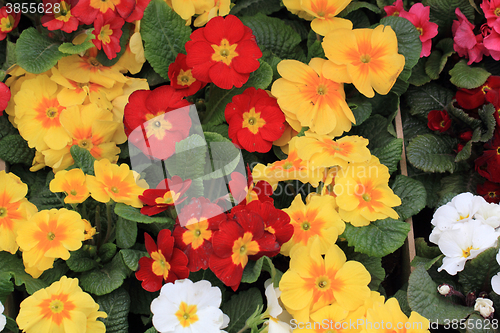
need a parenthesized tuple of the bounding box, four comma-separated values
(452, 8, 488, 64)
(399, 3, 438, 57)
(484, 28, 500, 60)
(480, 0, 500, 34)
(384, 0, 406, 16)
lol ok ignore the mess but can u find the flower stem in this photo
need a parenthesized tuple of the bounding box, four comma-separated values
(235, 325, 249, 333)
(102, 202, 114, 244)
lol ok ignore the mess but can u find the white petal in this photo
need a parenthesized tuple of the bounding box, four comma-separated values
(438, 256, 467, 275)
(492, 273, 500, 295)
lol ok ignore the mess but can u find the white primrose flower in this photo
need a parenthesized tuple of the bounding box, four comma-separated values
(437, 220, 499, 275)
(0, 300, 5, 332)
(491, 251, 500, 295)
(474, 202, 500, 229)
(151, 279, 229, 333)
(474, 298, 495, 318)
(263, 279, 293, 333)
(430, 193, 487, 244)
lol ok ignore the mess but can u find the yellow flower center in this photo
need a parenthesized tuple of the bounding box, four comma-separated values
(482, 85, 491, 94)
(49, 300, 64, 313)
(90, 0, 117, 12)
(175, 302, 199, 327)
(55, 1, 71, 22)
(416, 27, 424, 35)
(155, 191, 181, 205)
(111, 186, 119, 193)
(46, 107, 59, 118)
(78, 139, 93, 150)
(0, 207, 6, 218)
(177, 69, 196, 86)
(182, 219, 212, 250)
(317, 84, 328, 95)
(495, 7, 500, 16)
(211, 38, 239, 66)
(88, 58, 102, 67)
(459, 214, 469, 220)
(0, 16, 13, 32)
(362, 193, 371, 202)
(242, 108, 266, 134)
(316, 276, 331, 290)
(462, 246, 477, 258)
(47, 232, 56, 241)
(70, 189, 77, 196)
(98, 24, 113, 44)
(151, 250, 171, 279)
(231, 232, 260, 266)
(145, 114, 173, 140)
(301, 221, 311, 230)
(360, 54, 371, 63)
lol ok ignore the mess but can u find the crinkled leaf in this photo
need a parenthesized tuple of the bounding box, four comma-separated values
(4, 317, 19, 333)
(415, 237, 442, 259)
(221, 288, 263, 333)
(414, 173, 442, 208)
(410, 255, 443, 270)
(348, 97, 372, 127)
(437, 173, 468, 207)
(95, 288, 130, 333)
(0, 114, 18, 141)
(29, 186, 64, 210)
(201, 123, 229, 139)
(459, 245, 500, 294)
(116, 217, 137, 249)
(2, 40, 16, 71)
(455, 127, 481, 162)
(408, 266, 473, 323)
(479, 103, 497, 142)
(307, 40, 325, 61)
(425, 38, 455, 79)
(404, 83, 454, 119)
(449, 60, 491, 89)
(241, 257, 265, 284)
(401, 111, 432, 145)
(390, 78, 410, 96)
(371, 138, 403, 174)
(406, 134, 459, 173)
(80, 254, 130, 295)
(230, 0, 282, 16)
(99, 243, 118, 263)
(0, 252, 48, 294)
(164, 134, 207, 186)
(424, 0, 475, 37)
(391, 175, 427, 221)
(465, 314, 498, 333)
(448, 104, 482, 128)
(342, 218, 411, 257)
(38, 260, 69, 286)
(15, 28, 63, 74)
(119, 249, 148, 271)
(70, 145, 96, 175)
(141, 0, 191, 79)
(59, 29, 95, 55)
(114, 202, 175, 225)
(66, 248, 99, 272)
(0, 135, 35, 165)
(338, 1, 381, 17)
(0, 272, 14, 303)
(409, 57, 432, 86)
(351, 114, 395, 150)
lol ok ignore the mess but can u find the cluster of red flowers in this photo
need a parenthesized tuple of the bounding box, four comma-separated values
(0, 6, 20, 40)
(384, 0, 438, 57)
(135, 178, 293, 292)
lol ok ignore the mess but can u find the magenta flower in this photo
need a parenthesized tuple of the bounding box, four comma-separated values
(452, 8, 488, 64)
(484, 28, 500, 60)
(480, 0, 500, 33)
(399, 3, 438, 57)
(384, 0, 406, 16)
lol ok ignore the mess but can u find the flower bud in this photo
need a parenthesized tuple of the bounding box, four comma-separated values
(437, 284, 451, 296)
(474, 298, 495, 319)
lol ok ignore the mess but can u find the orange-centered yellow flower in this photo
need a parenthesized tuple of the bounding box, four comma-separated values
(17, 209, 86, 278)
(280, 239, 371, 323)
(86, 159, 145, 208)
(334, 156, 401, 226)
(281, 194, 345, 256)
(49, 169, 90, 204)
(322, 25, 405, 98)
(0, 171, 37, 254)
(16, 276, 107, 333)
(272, 58, 355, 137)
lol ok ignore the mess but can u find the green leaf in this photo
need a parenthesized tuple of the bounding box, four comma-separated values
(240, 13, 302, 60)
(449, 60, 491, 89)
(424, 0, 475, 37)
(4, 316, 19, 333)
(141, 0, 191, 79)
(409, 57, 432, 86)
(371, 138, 403, 174)
(119, 249, 148, 271)
(80, 254, 130, 296)
(202, 132, 241, 180)
(390, 78, 410, 96)
(407, 266, 473, 324)
(70, 145, 96, 175)
(230, 0, 282, 16)
(413, 173, 442, 208)
(437, 173, 468, 206)
(221, 288, 263, 333)
(465, 314, 498, 333)
(1, 40, 16, 71)
(415, 237, 442, 259)
(15, 28, 63, 74)
(241, 258, 265, 284)
(164, 134, 207, 184)
(347, 251, 385, 290)
(66, 248, 98, 272)
(351, 114, 395, 150)
(38, 260, 69, 286)
(410, 255, 443, 270)
(128, 278, 159, 315)
(96, 24, 130, 66)
(0, 114, 18, 141)
(95, 288, 130, 333)
(379, 16, 422, 82)
(0, 252, 48, 294)
(29, 187, 64, 211)
(204, 60, 273, 126)
(0, 135, 35, 165)
(348, 97, 372, 127)
(144, 328, 158, 333)
(425, 38, 455, 79)
(459, 245, 500, 294)
(307, 40, 325, 61)
(59, 29, 95, 55)
(116, 217, 137, 249)
(0, 272, 14, 303)
(448, 104, 482, 128)
(404, 83, 454, 119)
(455, 127, 481, 162)
(393, 288, 411, 317)
(338, 1, 381, 17)
(99, 243, 118, 263)
(201, 123, 229, 139)
(479, 103, 497, 142)
(342, 218, 411, 257)
(406, 134, 459, 173)
(391, 175, 426, 221)
(114, 202, 175, 225)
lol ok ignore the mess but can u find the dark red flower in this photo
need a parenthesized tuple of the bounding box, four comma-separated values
(0, 6, 20, 40)
(228, 166, 273, 206)
(0, 82, 11, 115)
(475, 130, 500, 183)
(225, 87, 285, 153)
(124, 86, 191, 160)
(455, 76, 500, 110)
(139, 176, 191, 216)
(459, 130, 474, 141)
(209, 209, 279, 291)
(124, 0, 150, 22)
(92, 10, 124, 60)
(477, 180, 500, 203)
(185, 15, 262, 89)
(41, 0, 80, 33)
(427, 110, 451, 132)
(168, 53, 207, 97)
(135, 229, 189, 292)
(173, 197, 227, 272)
(72, 0, 135, 25)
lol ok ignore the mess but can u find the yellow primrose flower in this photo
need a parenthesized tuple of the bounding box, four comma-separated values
(49, 169, 90, 204)
(14, 75, 71, 151)
(272, 58, 355, 137)
(83, 219, 96, 241)
(111, 77, 150, 122)
(16, 276, 107, 333)
(17, 209, 86, 278)
(283, 0, 315, 20)
(165, 0, 211, 25)
(334, 156, 401, 226)
(0, 171, 37, 254)
(293, 134, 371, 169)
(193, 0, 231, 27)
(280, 239, 371, 323)
(86, 159, 145, 208)
(281, 194, 345, 256)
(116, 22, 146, 75)
(322, 25, 405, 98)
(30, 151, 46, 172)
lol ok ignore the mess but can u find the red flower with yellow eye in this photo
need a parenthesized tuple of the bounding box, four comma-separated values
(139, 176, 191, 216)
(0, 6, 20, 40)
(225, 87, 286, 153)
(136, 229, 189, 292)
(173, 197, 227, 272)
(427, 110, 451, 132)
(92, 10, 124, 59)
(72, 0, 134, 25)
(0, 82, 10, 115)
(41, 0, 80, 33)
(185, 15, 262, 89)
(209, 209, 279, 291)
(455, 76, 500, 110)
(168, 53, 207, 97)
(228, 166, 274, 205)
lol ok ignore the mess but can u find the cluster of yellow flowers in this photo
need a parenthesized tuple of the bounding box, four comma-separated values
(165, 0, 231, 26)
(4, 46, 148, 173)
